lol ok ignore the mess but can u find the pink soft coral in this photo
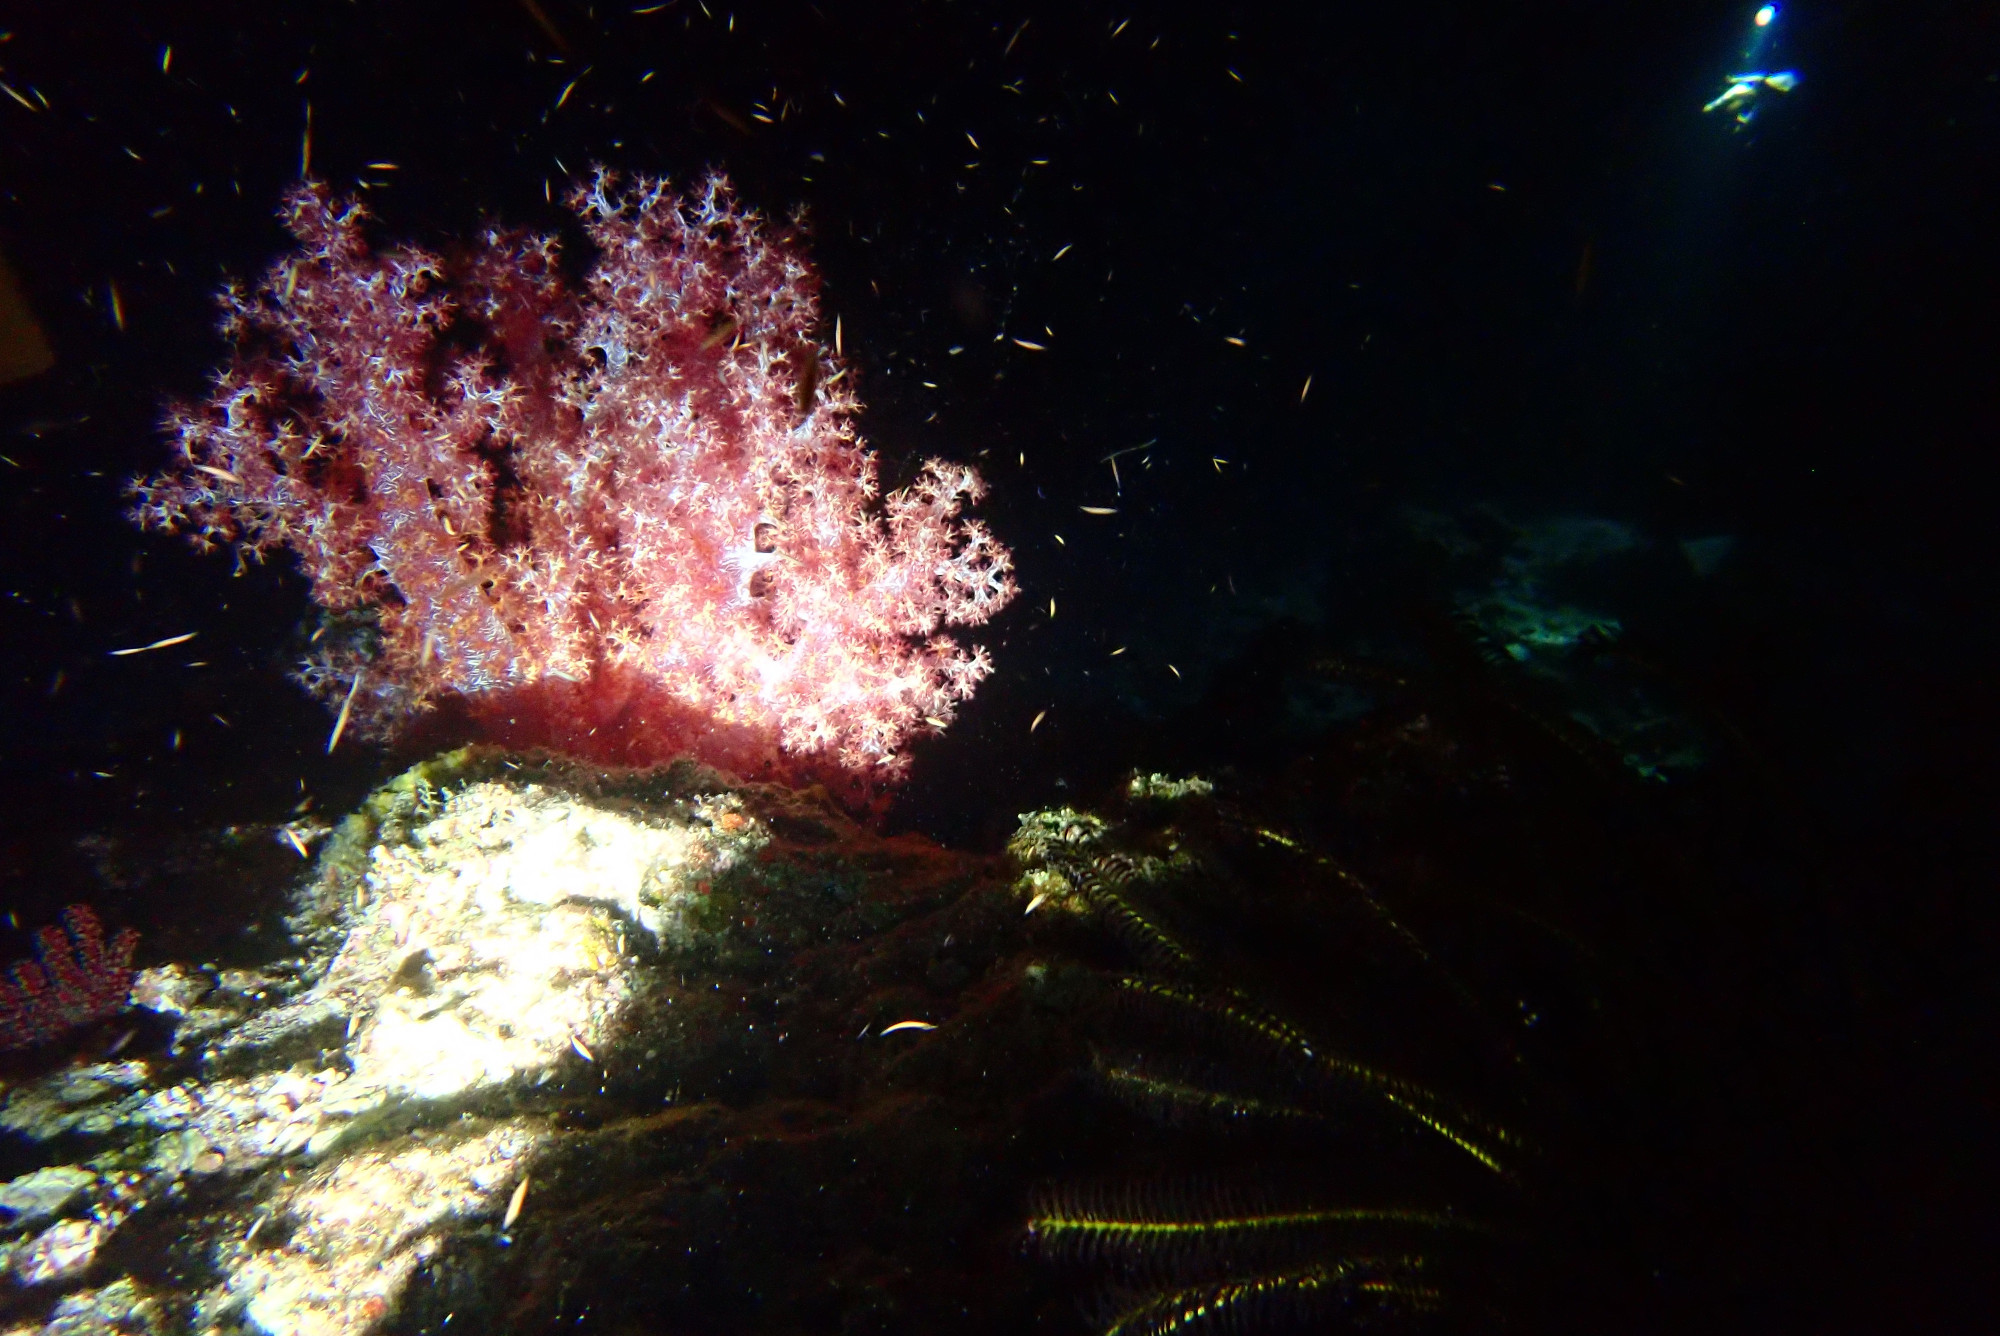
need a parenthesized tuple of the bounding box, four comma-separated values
(0, 905, 139, 1052)
(131, 171, 1016, 792)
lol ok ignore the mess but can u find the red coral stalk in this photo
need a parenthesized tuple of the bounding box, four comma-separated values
(0, 905, 140, 1051)
(130, 171, 1016, 792)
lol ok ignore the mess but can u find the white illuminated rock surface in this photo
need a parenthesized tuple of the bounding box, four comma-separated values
(223, 1124, 544, 1336)
(0, 756, 768, 1335)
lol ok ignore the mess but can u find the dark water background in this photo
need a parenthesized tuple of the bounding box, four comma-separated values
(0, 1, 1993, 1329)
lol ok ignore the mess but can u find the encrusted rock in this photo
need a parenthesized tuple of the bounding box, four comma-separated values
(0, 1166, 96, 1231)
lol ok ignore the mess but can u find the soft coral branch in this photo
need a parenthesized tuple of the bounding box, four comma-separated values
(132, 171, 1016, 794)
(0, 905, 139, 1052)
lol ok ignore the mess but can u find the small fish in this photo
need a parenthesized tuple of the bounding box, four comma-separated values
(109, 631, 198, 656)
(193, 464, 244, 485)
(880, 1020, 937, 1035)
(570, 1034, 595, 1063)
(503, 1174, 531, 1229)
(14, 413, 91, 438)
(1052, 243, 1072, 261)
(795, 348, 821, 415)
(1024, 892, 1049, 915)
(1030, 709, 1048, 733)
(281, 825, 310, 859)
(923, 715, 948, 728)
(1300, 374, 1312, 404)
(326, 670, 363, 754)
(1109, 647, 1126, 656)
(1048, 597, 1056, 618)
(1079, 505, 1117, 515)
(1167, 664, 1181, 678)
(1224, 335, 1245, 347)
(1011, 337, 1047, 351)
(700, 315, 740, 351)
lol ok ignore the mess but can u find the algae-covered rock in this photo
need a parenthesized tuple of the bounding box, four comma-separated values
(0, 1169, 95, 1233)
(0, 754, 1305, 1336)
(0, 751, 1075, 1334)
(0, 752, 778, 1325)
